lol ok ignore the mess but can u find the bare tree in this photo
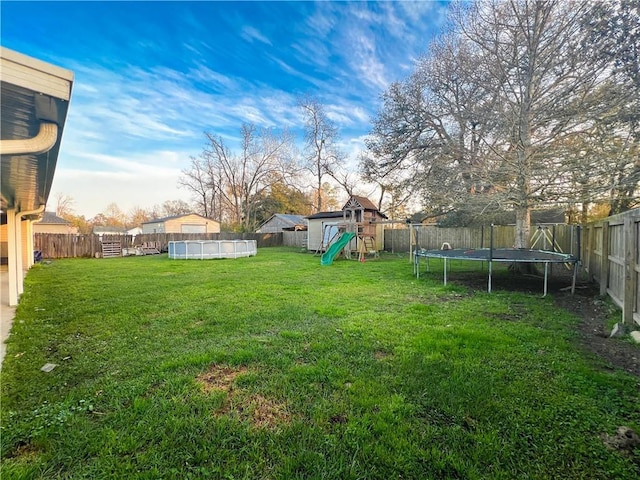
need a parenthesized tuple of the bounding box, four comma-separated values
(179, 154, 224, 220)
(299, 96, 345, 212)
(91, 203, 126, 227)
(54, 193, 75, 218)
(160, 199, 193, 217)
(360, 150, 416, 214)
(127, 206, 151, 227)
(181, 124, 296, 231)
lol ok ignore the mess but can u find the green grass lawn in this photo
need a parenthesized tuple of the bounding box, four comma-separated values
(1, 247, 638, 479)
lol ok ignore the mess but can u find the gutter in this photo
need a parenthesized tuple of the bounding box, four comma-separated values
(0, 121, 58, 156)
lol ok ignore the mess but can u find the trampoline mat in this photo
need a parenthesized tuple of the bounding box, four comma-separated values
(417, 248, 577, 263)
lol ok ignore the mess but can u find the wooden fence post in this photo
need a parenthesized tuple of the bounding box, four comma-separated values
(583, 225, 591, 279)
(600, 222, 609, 296)
(623, 216, 637, 324)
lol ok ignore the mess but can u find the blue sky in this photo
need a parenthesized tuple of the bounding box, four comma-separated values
(2, 1, 450, 218)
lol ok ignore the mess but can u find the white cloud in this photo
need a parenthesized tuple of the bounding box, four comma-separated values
(267, 54, 325, 89)
(241, 25, 272, 45)
(292, 38, 327, 66)
(305, 5, 337, 37)
(51, 149, 193, 217)
(187, 64, 236, 91)
(324, 103, 370, 127)
(347, 32, 389, 91)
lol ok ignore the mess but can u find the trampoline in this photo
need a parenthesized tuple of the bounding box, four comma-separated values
(414, 247, 579, 296)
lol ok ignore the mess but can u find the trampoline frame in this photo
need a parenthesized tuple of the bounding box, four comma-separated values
(412, 224, 581, 296)
(414, 248, 579, 296)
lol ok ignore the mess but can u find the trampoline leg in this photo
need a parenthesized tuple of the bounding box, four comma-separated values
(571, 262, 577, 295)
(543, 263, 548, 297)
(444, 258, 447, 285)
(488, 261, 492, 293)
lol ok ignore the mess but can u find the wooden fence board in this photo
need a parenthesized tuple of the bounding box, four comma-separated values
(282, 231, 307, 248)
(582, 209, 640, 326)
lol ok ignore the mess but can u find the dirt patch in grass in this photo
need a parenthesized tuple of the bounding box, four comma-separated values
(218, 391, 291, 430)
(554, 286, 640, 379)
(196, 364, 248, 393)
(199, 364, 290, 429)
(240, 393, 291, 429)
(374, 350, 392, 361)
(7, 441, 41, 461)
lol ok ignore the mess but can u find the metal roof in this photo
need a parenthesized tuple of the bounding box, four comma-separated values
(0, 47, 74, 216)
(260, 213, 307, 226)
(274, 214, 307, 224)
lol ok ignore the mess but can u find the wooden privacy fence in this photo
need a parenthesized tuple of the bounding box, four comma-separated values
(282, 231, 308, 248)
(34, 232, 284, 259)
(582, 209, 639, 325)
(384, 224, 580, 256)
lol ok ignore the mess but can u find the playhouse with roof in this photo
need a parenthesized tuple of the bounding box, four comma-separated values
(306, 195, 387, 262)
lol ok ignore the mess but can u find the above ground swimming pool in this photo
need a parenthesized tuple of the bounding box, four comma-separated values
(168, 240, 257, 259)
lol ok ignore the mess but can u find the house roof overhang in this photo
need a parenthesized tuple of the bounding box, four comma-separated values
(0, 47, 74, 221)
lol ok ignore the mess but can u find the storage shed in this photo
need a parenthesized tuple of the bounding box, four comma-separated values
(256, 214, 307, 233)
(141, 213, 220, 234)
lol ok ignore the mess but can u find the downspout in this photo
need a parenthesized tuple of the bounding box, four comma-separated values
(14, 205, 46, 298)
(25, 212, 43, 268)
(0, 122, 58, 155)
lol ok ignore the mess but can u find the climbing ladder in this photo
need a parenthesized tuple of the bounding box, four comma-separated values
(358, 235, 378, 262)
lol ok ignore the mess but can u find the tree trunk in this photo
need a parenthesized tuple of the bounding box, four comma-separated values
(511, 205, 538, 274)
(316, 171, 323, 213)
(514, 206, 530, 249)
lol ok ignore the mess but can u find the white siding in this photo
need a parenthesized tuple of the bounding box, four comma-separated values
(142, 222, 164, 234)
(181, 224, 206, 234)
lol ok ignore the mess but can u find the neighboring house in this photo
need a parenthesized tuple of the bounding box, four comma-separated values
(306, 195, 387, 252)
(127, 227, 142, 236)
(141, 213, 220, 234)
(33, 212, 78, 234)
(256, 214, 308, 233)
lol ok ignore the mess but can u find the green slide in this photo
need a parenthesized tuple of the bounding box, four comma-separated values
(321, 232, 356, 266)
